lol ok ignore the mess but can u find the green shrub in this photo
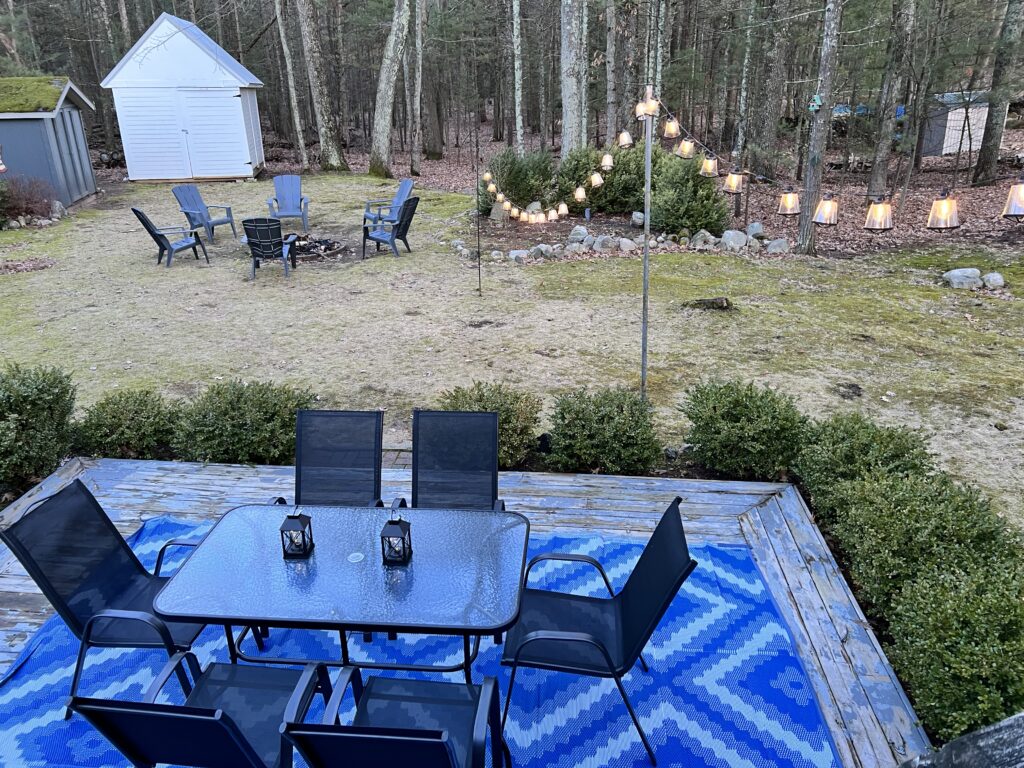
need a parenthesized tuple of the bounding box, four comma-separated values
(77, 390, 181, 460)
(437, 381, 542, 469)
(831, 473, 1020, 621)
(173, 380, 315, 465)
(593, 146, 649, 214)
(888, 565, 1024, 742)
(0, 364, 75, 493)
(547, 387, 661, 475)
(554, 146, 602, 215)
(479, 147, 554, 213)
(680, 381, 807, 481)
(794, 412, 933, 523)
(651, 157, 729, 236)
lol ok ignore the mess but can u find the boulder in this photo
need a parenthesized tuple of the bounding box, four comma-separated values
(525, 201, 543, 213)
(721, 229, 747, 252)
(982, 272, 1005, 289)
(6, 219, 20, 230)
(766, 238, 790, 254)
(36, 218, 54, 227)
(457, 248, 471, 259)
(631, 211, 645, 228)
(656, 235, 665, 243)
(618, 238, 638, 253)
(690, 229, 719, 250)
(594, 235, 617, 253)
(747, 236, 762, 253)
(942, 267, 983, 289)
(745, 221, 766, 239)
(451, 239, 466, 250)
(568, 225, 589, 243)
(529, 244, 554, 259)
(564, 242, 588, 255)
(489, 202, 505, 221)
(582, 234, 596, 249)
(50, 200, 67, 220)
(490, 250, 503, 261)
(509, 249, 530, 262)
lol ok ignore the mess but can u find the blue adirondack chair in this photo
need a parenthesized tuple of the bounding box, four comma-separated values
(363, 178, 414, 226)
(267, 175, 310, 231)
(171, 184, 236, 243)
(362, 197, 418, 259)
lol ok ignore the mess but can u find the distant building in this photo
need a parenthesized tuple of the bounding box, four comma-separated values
(920, 92, 989, 157)
(101, 12, 265, 181)
(0, 76, 97, 206)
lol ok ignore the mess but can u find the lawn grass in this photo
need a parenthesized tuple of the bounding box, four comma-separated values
(1, 172, 1021, 520)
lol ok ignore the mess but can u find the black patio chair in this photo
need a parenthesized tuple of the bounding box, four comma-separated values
(362, 196, 419, 258)
(402, 410, 504, 512)
(501, 497, 698, 766)
(70, 652, 333, 768)
(0, 479, 226, 718)
(283, 667, 510, 768)
(291, 410, 385, 507)
(133, 207, 209, 268)
(242, 217, 297, 280)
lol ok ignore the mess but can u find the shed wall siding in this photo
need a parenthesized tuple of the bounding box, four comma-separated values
(113, 88, 190, 180)
(0, 121, 65, 204)
(179, 89, 252, 177)
(240, 88, 264, 167)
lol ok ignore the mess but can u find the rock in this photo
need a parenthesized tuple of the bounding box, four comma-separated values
(677, 236, 689, 249)
(745, 221, 766, 239)
(594, 235, 617, 253)
(682, 297, 733, 311)
(667, 234, 678, 243)
(50, 200, 67, 220)
(513, 253, 527, 265)
(648, 238, 657, 248)
(721, 229, 747, 252)
(657, 235, 665, 243)
(490, 250, 503, 261)
(630, 211, 645, 228)
(451, 239, 466, 250)
(17, 216, 26, 226)
(551, 244, 564, 253)
(982, 272, 1005, 289)
(36, 218, 54, 227)
(748, 237, 762, 253)
(6, 219, 20, 230)
(568, 225, 589, 243)
(525, 201, 543, 213)
(664, 446, 680, 462)
(489, 202, 505, 221)
(529, 244, 554, 259)
(942, 267, 983, 289)
(583, 234, 595, 249)
(766, 238, 790, 254)
(618, 238, 638, 253)
(509, 249, 529, 262)
(690, 229, 719, 249)
(564, 242, 588, 255)
(457, 248, 471, 259)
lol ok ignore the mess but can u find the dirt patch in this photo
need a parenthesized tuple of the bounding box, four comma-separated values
(0, 258, 55, 274)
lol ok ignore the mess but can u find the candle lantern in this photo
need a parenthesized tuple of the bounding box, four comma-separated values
(812, 193, 839, 226)
(280, 513, 315, 559)
(1003, 174, 1024, 222)
(863, 196, 894, 232)
(380, 515, 412, 565)
(600, 153, 614, 171)
(722, 168, 744, 195)
(699, 154, 719, 178)
(777, 186, 800, 216)
(926, 190, 960, 230)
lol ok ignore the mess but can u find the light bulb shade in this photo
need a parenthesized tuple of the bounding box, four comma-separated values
(927, 191, 960, 230)
(502, 200, 512, 211)
(699, 155, 719, 178)
(1003, 176, 1024, 221)
(574, 186, 587, 202)
(778, 188, 800, 216)
(635, 101, 647, 119)
(722, 169, 744, 195)
(663, 118, 680, 138)
(617, 130, 633, 148)
(812, 194, 839, 226)
(482, 171, 492, 183)
(590, 171, 604, 188)
(600, 153, 614, 171)
(864, 197, 893, 231)
(511, 207, 520, 218)
(486, 182, 497, 194)
(644, 98, 659, 117)
(675, 139, 696, 159)
(519, 210, 529, 221)
(547, 208, 558, 221)
(495, 192, 505, 202)
(557, 202, 569, 216)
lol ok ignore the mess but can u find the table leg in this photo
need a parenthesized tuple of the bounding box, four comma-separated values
(224, 625, 238, 664)
(339, 630, 351, 666)
(463, 635, 473, 685)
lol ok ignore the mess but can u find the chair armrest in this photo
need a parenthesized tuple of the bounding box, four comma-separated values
(493, 499, 506, 512)
(525, 553, 615, 597)
(390, 497, 408, 510)
(510, 629, 617, 672)
(177, 208, 204, 216)
(283, 664, 333, 723)
(301, 196, 309, 209)
(155, 226, 191, 235)
(206, 204, 231, 212)
(144, 651, 202, 701)
(374, 498, 385, 508)
(82, 609, 179, 655)
(284, 234, 299, 245)
(321, 666, 364, 724)
(155, 537, 203, 576)
(472, 677, 500, 767)
(270, 496, 288, 505)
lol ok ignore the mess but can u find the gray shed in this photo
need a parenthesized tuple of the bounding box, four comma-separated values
(0, 77, 97, 206)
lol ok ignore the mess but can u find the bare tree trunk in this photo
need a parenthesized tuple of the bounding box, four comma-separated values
(274, 0, 309, 169)
(796, 0, 844, 255)
(538, 26, 549, 149)
(748, 0, 791, 176)
(296, 0, 347, 169)
(186, 0, 197, 22)
(733, 0, 756, 159)
(653, 0, 666, 95)
(233, 0, 245, 62)
(116, 0, 131, 45)
(369, 0, 411, 177)
(560, 0, 584, 158)
(605, 0, 617, 144)
(511, 0, 525, 155)
(973, 0, 1023, 184)
(867, 0, 916, 197)
(411, 0, 424, 173)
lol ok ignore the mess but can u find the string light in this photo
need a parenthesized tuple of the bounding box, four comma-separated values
(927, 189, 959, 230)
(864, 196, 894, 232)
(502, 200, 512, 212)
(1003, 173, 1024, 222)
(590, 171, 604, 188)
(510, 206, 520, 218)
(519, 210, 528, 222)
(663, 118, 680, 138)
(778, 186, 800, 216)
(482, 171, 492, 183)
(722, 168, 744, 195)
(617, 130, 634, 148)
(601, 153, 614, 171)
(674, 139, 696, 159)
(812, 193, 839, 226)
(699, 154, 719, 178)
(495, 192, 505, 203)
(486, 182, 497, 194)
(574, 186, 586, 202)
(547, 208, 558, 221)
(558, 202, 569, 217)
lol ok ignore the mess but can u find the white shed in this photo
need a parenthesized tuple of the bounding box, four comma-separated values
(920, 92, 989, 157)
(101, 13, 265, 181)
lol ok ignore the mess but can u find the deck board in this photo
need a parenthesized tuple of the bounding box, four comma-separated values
(0, 458, 927, 767)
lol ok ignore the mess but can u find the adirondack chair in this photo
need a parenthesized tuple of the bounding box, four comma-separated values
(362, 197, 418, 259)
(267, 175, 310, 231)
(242, 217, 296, 280)
(363, 178, 414, 226)
(132, 207, 208, 268)
(171, 184, 236, 243)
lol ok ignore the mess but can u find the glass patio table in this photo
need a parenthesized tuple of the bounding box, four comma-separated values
(154, 504, 530, 683)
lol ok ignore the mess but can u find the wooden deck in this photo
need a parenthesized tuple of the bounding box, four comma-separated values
(0, 458, 930, 767)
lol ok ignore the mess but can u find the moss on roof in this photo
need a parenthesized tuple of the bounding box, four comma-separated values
(0, 76, 69, 113)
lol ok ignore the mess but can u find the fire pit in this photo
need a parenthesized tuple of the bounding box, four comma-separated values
(289, 233, 346, 260)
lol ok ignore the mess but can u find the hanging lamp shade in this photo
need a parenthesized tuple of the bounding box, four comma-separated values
(777, 187, 801, 216)
(574, 186, 587, 203)
(699, 154, 719, 178)
(495, 192, 505, 203)
(482, 171, 492, 183)
(519, 210, 529, 221)
(486, 182, 497, 194)
(502, 200, 512, 212)
(634, 101, 647, 120)
(722, 168, 744, 195)
(547, 208, 558, 221)
(927, 189, 960, 230)
(674, 138, 696, 159)
(864, 196, 893, 232)
(511, 206, 520, 218)
(590, 171, 604, 188)
(812, 193, 839, 226)
(617, 130, 634, 148)
(1002, 174, 1024, 221)
(663, 118, 681, 138)
(601, 153, 614, 171)
(557, 202, 569, 216)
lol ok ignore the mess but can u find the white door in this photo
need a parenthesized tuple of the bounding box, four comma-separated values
(113, 88, 192, 180)
(179, 89, 251, 178)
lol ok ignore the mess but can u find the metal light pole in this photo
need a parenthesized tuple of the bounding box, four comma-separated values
(640, 87, 654, 401)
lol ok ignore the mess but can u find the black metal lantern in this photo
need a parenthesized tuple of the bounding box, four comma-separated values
(381, 515, 412, 565)
(280, 513, 315, 559)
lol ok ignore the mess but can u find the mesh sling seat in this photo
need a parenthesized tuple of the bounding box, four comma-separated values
(294, 410, 384, 507)
(133, 207, 209, 268)
(243, 217, 297, 280)
(172, 184, 237, 243)
(267, 174, 310, 232)
(362, 196, 419, 259)
(283, 668, 510, 768)
(501, 497, 698, 766)
(70, 652, 333, 768)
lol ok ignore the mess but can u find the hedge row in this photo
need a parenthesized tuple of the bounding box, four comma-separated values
(681, 379, 1024, 743)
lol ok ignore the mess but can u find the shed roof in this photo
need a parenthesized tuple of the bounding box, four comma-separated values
(0, 77, 95, 118)
(101, 12, 262, 89)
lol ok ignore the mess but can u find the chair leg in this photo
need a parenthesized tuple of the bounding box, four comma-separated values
(501, 663, 519, 727)
(206, 224, 215, 244)
(157, 246, 165, 265)
(613, 673, 657, 765)
(229, 219, 237, 239)
(251, 258, 257, 280)
(192, 245, 199, 259)
(198, 239, 210, 264)
(388, 240, 400, 258)
(282, 254, 290, 278)
(165, 248, 174, 268)
(402, 237, 411, 253)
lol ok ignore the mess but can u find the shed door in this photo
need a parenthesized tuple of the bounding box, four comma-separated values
(179, 89, 252, 178)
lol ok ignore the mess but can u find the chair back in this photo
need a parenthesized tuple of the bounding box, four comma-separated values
(172, 184, 208, 227)
(616, 498, 698, 668)
(412, 410, 499, 510)
(273, 175, 303, 212)
(391, 178, 414, 210)
(70, 697, 268, 768)
(284, 723, 458, 768)
(0, 479, 149, 639)
(393, 197, 419, 240)
(242, 218, 285, 261)
(132, 207, 170, 249)
(295, 410, 384, 506)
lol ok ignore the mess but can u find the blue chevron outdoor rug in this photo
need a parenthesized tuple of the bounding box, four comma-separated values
(0, 516, 840, 768)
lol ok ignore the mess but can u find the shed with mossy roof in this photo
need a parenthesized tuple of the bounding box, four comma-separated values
(0, 76, 97, 207)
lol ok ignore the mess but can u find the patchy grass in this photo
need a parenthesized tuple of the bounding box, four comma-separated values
(1, 172, 1021, 520)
